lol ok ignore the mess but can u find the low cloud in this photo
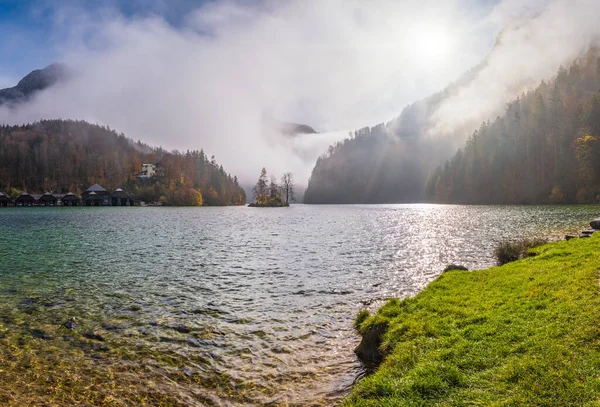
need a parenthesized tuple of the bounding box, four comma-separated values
(0, 0, 581, 184)
(431, 0, 600, 138)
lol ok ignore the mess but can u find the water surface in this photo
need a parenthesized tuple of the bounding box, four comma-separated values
(0, 205, 597, 405)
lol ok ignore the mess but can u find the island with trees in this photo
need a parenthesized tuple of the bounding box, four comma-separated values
(248, 168, 294, 207)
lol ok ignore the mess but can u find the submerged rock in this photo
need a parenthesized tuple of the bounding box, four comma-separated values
(443, 264, 468, 273)
(580, 234, 591, 239)
(173, 325, 191, 334)
(83, 330, 105, 342)
(31, 328, 53, 340)
(590, 219, 600, 229)
(63, 317, 77, 330)
(565, 235, 577, 241)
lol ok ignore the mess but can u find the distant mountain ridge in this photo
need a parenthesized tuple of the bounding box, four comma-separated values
(0, 63, 68, 106)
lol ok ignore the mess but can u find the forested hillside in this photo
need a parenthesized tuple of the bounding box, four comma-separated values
(304, 125, 426, 203)
(0, 120, 246, 206)
(304, 63, 481, 204)
(426, 51, 600, 204)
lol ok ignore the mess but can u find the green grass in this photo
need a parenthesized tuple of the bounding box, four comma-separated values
(347, 234, 600, 406)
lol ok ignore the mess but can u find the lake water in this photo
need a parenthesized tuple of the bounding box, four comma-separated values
(0, 204, 598, 406)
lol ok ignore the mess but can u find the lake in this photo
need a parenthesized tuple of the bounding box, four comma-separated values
(0, 204, 597, 406)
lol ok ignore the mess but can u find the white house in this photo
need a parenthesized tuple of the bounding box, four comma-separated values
(138, 164, 157, 179)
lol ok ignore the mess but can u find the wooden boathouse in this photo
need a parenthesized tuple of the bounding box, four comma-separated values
(0, 192, 11, 207)
(0, 184, 134, 207)
(38, 193, 58, 207)
(61, 193, 80, 206)
(15, 192, 37, 207)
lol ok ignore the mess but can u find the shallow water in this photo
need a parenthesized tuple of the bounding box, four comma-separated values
(0, 204, 597, 405)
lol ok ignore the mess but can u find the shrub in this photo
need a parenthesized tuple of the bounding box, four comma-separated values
(494, 238, 548, 266)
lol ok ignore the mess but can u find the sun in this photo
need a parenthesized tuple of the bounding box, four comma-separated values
(412, 23, 456, 65)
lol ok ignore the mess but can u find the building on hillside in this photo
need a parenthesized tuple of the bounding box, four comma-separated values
(38, 192, 58, 206)
(82, 184, 110, 206)
(0, 192, 12, 207)
(15, 192, 37, 207)
(61, 193, 80, 206)
(111, 188, 134, 206)
(138, 164, 157, 179)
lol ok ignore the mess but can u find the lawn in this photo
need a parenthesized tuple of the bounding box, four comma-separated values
(347, 234, 600, 406)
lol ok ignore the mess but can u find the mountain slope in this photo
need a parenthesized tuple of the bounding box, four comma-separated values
(426, 51, 600, 204)
(304, 64, 481, 204)
(0, 64, 68, 106)
(0, 119, 246, 205)
(304, 13, 595, 205)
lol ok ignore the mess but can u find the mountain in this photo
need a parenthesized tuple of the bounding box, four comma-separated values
(262, 114, 318, 138)
(0, 63, 68, 106)
(304, 64, 482, 204)
(278, 122, 318, 137)
(304, 17, 590, 205)
(426, 50, 600, 204)
(0, 119, 246, 206)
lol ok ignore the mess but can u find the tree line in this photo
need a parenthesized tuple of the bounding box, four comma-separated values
(0, 119, 246, 206)
(426, 50, 600, 204)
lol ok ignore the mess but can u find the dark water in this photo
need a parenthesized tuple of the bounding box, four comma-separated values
(0, 205, 597, 405)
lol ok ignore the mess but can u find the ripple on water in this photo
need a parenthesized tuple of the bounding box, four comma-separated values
(0, 204, 598, 405)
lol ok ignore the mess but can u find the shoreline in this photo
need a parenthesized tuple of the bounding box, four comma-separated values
(346, 227, 600, 405)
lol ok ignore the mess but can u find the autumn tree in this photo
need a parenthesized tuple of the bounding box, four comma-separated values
(280, 172, 295, 204)
(252, 167, 268, 204)
(575, 134, 600, 202)
(269, 176, 279, 200)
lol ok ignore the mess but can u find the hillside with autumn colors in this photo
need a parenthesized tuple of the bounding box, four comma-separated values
(426, 51, 600, 204)
(0, 119, 246, 206)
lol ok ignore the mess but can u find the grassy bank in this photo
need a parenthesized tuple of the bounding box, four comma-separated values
(348, 233, 600, 406)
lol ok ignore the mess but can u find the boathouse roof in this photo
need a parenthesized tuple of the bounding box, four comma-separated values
(112, 188, 131, 198)
(39, 193, 57, 202)
(85, 184, 107, 193)
(15, 192, 36, 202)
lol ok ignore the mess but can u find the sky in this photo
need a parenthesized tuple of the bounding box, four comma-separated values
(0, 0, 589, 185)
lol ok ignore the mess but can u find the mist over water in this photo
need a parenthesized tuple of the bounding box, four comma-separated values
(0, 204, 597, 405)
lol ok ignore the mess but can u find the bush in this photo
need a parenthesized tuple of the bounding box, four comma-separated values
(494, 238, 548, 266)
(163, 188, 203, 206)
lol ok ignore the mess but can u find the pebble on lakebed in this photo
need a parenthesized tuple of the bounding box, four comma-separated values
(63, 317, 77, 330)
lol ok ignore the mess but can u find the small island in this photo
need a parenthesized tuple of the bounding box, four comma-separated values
(248, 168, 294, 207)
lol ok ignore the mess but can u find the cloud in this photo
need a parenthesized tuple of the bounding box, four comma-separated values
(0, 0, 566, 184)
(430, 0, 600, 137)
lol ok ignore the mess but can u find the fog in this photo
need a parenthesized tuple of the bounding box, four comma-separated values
(0, 0, 589, 185)
(431, 0, 600, 137)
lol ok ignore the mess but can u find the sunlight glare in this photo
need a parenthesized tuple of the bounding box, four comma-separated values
(412, 23, 456, 65)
